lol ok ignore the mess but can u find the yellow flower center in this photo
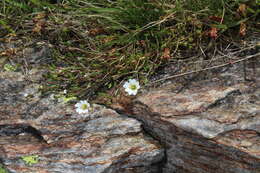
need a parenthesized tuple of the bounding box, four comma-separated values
(130, 84, 137, 90)
(81, 104, 88, 110)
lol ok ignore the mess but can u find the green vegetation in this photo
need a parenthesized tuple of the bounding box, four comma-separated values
(0, 165, 8, 173)
(0, 0, 259, 102)
(21, 155, 39, 166)
(3, 63, 17, 71)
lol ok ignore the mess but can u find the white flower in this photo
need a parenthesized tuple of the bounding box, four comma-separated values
(23, 93, 29, 97)
(75, 100, 91, 114)
(63, 89, 67, 94)
(123, 79, 140, 95)
(49, 94, 56, 100)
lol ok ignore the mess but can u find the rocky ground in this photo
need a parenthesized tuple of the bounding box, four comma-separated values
(0, 40, 259, 173)
(0, 42, 164, 173)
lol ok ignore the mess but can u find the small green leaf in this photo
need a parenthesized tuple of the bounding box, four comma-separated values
(215, 24, 228, 30)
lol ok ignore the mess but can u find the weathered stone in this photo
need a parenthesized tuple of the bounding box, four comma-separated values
(2, 38, 259, 173)
(0, 69, 164, 173)
(128, 62, 260, 173)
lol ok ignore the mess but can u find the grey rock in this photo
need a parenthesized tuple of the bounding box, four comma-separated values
(128, 62, 260, 173)
(0, 70, 164, 173)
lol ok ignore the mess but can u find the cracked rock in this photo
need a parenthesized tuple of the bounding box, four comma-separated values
(0, 69, 164, 173)
(129, 62, 260, 173)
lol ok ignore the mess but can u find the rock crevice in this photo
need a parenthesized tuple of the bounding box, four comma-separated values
(127, 62, 260, 173)
(0, 70, 164, 173)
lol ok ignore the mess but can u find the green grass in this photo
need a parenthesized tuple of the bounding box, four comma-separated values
(0, 0, 259, 103)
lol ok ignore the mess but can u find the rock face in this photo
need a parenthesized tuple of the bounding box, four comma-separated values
(129, 62, 260, 173)
(0, 46, 164, 172)
(1, 41, 259, 173)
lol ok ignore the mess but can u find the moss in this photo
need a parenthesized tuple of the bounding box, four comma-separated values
(59, 96, 77, 104)
(21, 155, 39, 166)
(3, 64, 17, 72)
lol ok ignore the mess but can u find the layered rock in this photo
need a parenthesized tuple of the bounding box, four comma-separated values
(128, 62, 260, 173)
(0, 48, 164, 172)
(1, 39, 259, 173)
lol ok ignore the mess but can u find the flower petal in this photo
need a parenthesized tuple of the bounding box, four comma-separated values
(129, 79, 137, 83)
(123, 82, 130, 89)
(75, 103, 81, 108)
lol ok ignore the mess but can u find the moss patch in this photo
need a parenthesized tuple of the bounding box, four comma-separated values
(21, 155, 39, 166)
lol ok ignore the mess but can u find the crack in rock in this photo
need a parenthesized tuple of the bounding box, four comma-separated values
(0, 52, 164, 173)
